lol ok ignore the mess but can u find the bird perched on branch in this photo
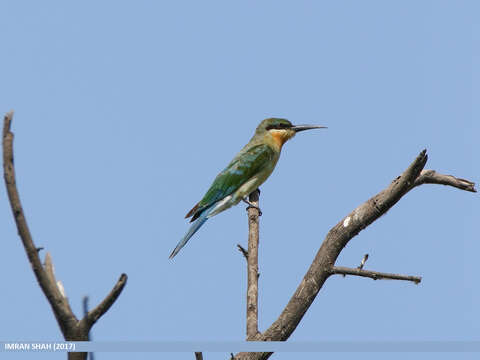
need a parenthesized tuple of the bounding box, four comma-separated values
(169, 117, 326, 258)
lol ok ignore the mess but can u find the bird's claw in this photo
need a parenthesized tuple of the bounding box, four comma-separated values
(242, 197, 262, 216)
(247, 205, 262, 216)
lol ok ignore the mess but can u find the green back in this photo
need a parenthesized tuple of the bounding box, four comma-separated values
(196, 143, 275, 214)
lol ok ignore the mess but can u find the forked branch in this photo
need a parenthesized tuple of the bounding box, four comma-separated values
(3, 111, 128, 360)
(233, 149, 475, 360)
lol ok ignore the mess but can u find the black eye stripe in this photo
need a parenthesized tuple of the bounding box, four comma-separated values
(266, 123, 291, 130)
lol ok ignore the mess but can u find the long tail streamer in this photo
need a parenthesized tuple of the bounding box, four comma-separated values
(169, 208, 210, 259)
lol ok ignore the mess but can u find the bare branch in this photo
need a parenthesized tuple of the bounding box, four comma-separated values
(3, 111, 78, 337)
(83, 273, 128, 328)
(331, 266, 421, 284)
(3, 111, 128, 360)
(232, 149, 475, 360)
(414, 170, 476, 192)
(339, 253, 420, 282)
(246, 189, 260, 340)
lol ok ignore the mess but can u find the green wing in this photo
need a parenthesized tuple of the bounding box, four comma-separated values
(187, 144, 275, 221)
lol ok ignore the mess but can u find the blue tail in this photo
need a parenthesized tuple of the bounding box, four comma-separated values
(169, 208, 210, 259)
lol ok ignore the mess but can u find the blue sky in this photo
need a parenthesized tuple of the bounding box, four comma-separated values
(1, 1, 478, 359)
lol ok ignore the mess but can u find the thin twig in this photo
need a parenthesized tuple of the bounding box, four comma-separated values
(357, 254, 369, 270)
(82, 296, 95, 360)
(331, 266, 421, 284)
(237, 244, 249, 260)
(246, 189, 260, 340)
(82, 296, 90, 326)
(82, 296, 92, 342)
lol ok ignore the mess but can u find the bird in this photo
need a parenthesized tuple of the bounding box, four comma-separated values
(169, 117, 326, 258)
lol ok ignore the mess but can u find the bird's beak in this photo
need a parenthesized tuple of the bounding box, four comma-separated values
(291, 124, 327, 133)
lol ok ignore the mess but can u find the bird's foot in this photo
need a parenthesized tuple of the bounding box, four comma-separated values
(242, 197, 262, 216)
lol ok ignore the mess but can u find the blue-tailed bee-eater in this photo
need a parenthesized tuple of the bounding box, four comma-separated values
(169, 117, 326, 258)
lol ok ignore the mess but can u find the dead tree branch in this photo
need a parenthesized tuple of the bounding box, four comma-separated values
(3, 111, 128, 360)
(246, 189, 260, 340)
(331, 266, 421, 284)
(413, 169, 476, 191)
(333, 254, 421, 283)
(233, 149, 475, 360)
